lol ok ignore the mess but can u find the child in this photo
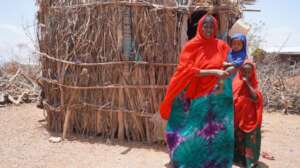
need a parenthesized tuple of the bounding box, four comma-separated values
(226, 33, 248, 68)
(215, 33, 248, 94)
(233, 60, 263, 168)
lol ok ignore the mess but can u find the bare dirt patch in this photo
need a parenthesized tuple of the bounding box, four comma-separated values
(0, 104, 299, 168)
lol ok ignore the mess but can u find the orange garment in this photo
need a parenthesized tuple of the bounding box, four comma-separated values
(233, 60, 263, 133)
(160, 15, 230, 120)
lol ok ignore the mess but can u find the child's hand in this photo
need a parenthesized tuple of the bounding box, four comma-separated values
(223, 62, 233, 67)
(242, 77, 250, 84)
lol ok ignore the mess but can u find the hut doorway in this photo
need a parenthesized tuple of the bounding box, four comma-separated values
(187, 11, 219, 40)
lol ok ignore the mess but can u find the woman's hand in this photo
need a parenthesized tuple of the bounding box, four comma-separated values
(197, 69, 229, 78)
(215, 70, 229, 79)
(224, 66, 236, 75)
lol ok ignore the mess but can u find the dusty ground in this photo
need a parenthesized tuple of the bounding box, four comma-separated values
(0, 104, 299, 168)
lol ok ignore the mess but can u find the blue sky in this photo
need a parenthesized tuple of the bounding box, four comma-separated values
(244, 0, 300, 52)
(0, 0, 300, 63)
(0, 0, 36, 64)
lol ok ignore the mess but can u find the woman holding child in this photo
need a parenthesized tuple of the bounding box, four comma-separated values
(160, 13, 263, 168)
(160, 14, 235, 168)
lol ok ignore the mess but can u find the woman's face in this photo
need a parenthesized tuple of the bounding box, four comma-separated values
(202, 18, 214, 39)
(241, 64, 252, 78)
(231, 39, 243, 52)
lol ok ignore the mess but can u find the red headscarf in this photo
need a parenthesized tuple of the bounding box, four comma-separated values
(233, 60, 263, 132)
(160, 15, 230, 120)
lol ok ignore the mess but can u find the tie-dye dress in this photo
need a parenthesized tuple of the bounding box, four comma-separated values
(165, 77, 234, 168)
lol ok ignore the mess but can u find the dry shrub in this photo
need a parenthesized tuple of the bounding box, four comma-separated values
(1, 61, 20, 75)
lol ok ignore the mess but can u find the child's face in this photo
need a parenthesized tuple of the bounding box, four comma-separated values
(231, 39, 243, 52)
(241, 64, 252, 78)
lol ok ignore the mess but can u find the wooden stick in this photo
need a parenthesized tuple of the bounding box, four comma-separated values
(40, 78, 168, 89)
(38, 52, 177, 67)
(118, 88, 125, 141)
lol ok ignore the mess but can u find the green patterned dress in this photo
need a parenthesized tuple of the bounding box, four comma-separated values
(165, 78, 234, 168)
(234, 127, 261, 168)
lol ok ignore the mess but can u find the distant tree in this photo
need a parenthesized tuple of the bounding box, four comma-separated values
(251, 48, 266, 62)
(247, 20, 265, 55)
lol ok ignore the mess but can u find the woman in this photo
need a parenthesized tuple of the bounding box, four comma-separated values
(233, 60, 263, 168)
(160, 15, 234, 168)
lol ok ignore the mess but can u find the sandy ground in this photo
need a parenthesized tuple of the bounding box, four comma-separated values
(0, 104, 299, 168)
